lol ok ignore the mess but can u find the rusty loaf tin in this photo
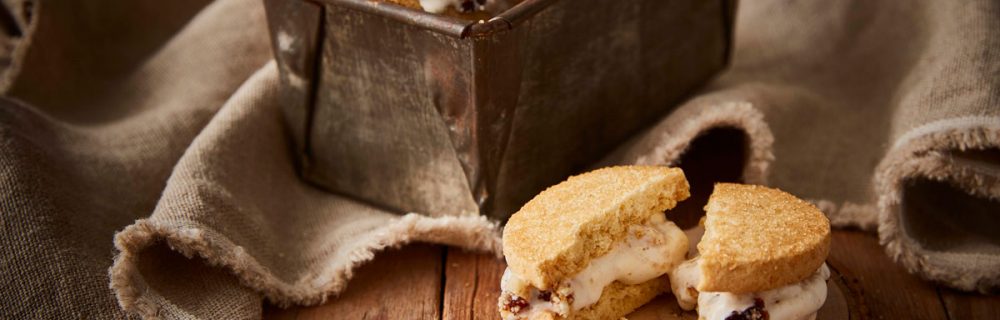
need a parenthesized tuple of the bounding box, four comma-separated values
(264, 0, 736, 221)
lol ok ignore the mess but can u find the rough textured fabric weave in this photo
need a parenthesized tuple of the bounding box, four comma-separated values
(0, 0, 997, 319)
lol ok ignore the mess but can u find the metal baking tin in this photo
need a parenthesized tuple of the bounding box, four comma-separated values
(265, 0, 736, 221)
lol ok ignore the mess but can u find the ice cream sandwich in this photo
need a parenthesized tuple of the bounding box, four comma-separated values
(498, 166, 692, 320)
(383, 0, 518, 19)
(670, 183, 832, 320)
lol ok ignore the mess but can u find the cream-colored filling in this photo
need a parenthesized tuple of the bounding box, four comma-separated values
(500, 214, 688, 319)
(417, 0, 511, 14)
(671, 260, 830, 320)
(669, 258, 701, 310)
(669, 224, 705, 310)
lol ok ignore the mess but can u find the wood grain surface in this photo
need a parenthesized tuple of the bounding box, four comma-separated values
(263, 230, 1000, 319)
(263, 245, 444, 320)
(442, 249, 506, 320)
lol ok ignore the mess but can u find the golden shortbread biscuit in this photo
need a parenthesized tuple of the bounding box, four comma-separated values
(697, 183, 831, 293)
(503, 166, 690, 291)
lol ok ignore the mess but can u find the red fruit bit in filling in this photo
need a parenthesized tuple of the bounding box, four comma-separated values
(725, 298, 769, 320)
(460, 0, 475, 12)
(506, 296, 529, 313)
(537, 291, 552, 302)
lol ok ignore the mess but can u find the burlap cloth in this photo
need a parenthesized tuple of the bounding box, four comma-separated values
(0, 0, 996, 318)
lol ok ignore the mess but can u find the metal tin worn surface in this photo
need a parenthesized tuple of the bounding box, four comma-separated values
(265, 0, 736, 220)
(264, 0, 322, 171)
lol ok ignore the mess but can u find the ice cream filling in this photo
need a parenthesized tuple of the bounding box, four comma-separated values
(670, 259, 830, 320)
(418, 0, 511, 14)
(499, 214, 688, 319)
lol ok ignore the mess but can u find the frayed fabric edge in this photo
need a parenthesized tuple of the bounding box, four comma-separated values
(621, 101, 884, 229)
(810, 199, 878, 231)
(875, 116, 1000, 293)
(109, 213, 502, 319)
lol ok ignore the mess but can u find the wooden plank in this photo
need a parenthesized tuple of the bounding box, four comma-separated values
(442, 247, 506, 320)
(268, 230, 1000, 320)
(263, 244, 444, 320)
(939, 288, 1000, 319)
(827, 230, 948, 319)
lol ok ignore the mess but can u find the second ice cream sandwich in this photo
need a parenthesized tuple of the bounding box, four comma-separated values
(671, 183, 832, 320)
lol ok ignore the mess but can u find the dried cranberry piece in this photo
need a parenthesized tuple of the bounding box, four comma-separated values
(724, 298, 769, 320)
(460, 0, 475, 12)
(537, 291, 552, 301)
(507, 296, 529, 313)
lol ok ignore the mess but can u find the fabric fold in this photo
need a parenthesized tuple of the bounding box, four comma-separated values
(876, 118, 1000, 293)
(612, 0, 1000, 292)
(110, 62, 502, 318)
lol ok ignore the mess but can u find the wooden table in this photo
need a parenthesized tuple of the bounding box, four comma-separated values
(262, 229, 999, 319)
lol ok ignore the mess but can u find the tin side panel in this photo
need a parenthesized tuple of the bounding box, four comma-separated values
(264, 0, 322, 167)
(467, 27, 525, 217)
(490, 0, 731, 218)
(638, 0, 729, 106)
(307, 4, 478, 216)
